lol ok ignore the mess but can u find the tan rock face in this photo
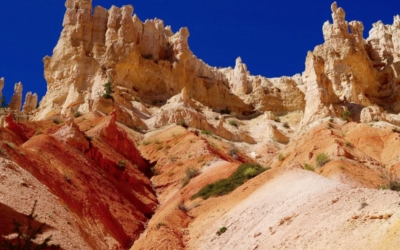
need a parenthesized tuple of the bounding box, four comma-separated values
(22, 92, 38, 114)
(0, 77, 4, 101)
(301, 2, 400, 126)
(35, 0, 307, 124)
(8, 82, 23, 112)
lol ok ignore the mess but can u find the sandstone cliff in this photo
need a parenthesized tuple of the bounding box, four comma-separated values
(301, 2, 400, 126)
(34, 0, 305, 127)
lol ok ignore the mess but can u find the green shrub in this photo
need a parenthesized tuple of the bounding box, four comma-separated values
(102, 81, 113, 99)
(176, 119, 188, 128)
(182, 167, 200, 187)
(0, 200, 60, 249)
(278, 153, 285, 161)
(73, 110, 81, 118)
(216, 227, 227, 236)
(341, 110, 351, 121)
(228, 120, 238, 128)
(5, 142, 15, 149)
(316, 153, 330, 167)
(117, 160, 126, 170)
(379, 174, 400, 191)
(201, 130, 212, 136)
(303, 163, 315, 171)
(191, 163, 268, 200)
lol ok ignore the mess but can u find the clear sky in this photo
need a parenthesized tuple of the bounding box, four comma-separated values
(0, 0, 400, 104)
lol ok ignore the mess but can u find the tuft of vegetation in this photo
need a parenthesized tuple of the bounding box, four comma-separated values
(176, 119, 188, 128)
(278, 153, 286, 162)
(102, 80, 114, 99)
(303, 163, 315, 172)
(191, 163, 269, 200)
(341, 110, 351, 121)
(315, 153, 330, 167)
(379, 174, 400, 191)
(182, 167, 200, 187)
(0, 200, 60, 249)
(52, 118, 63, 125)
(360, 202, 368, 209)
(178, 202, 189, 212)
(156, 222, 167, 230)
(117, 160, 126, 170)
(5, 142, 15, 149)
(329, 117, 334, 122)
(228, 119, 238, 128)
(201, 130, 212, 136)
(216, 227, 227, 236)
(142, 140, 152, 146)
(214, 116, 220, 120)
(274, 117, 281, 123)
(73, 110, 81, 118)
(345, 141, 354, 147)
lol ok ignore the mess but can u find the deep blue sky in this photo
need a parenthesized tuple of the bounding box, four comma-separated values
(0, 0, 400, 104)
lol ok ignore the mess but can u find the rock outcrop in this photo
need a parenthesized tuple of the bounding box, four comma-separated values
(8, 82, 23, 112)
(22, 92, 38, 113)
(34, 0, 307, 124)
(301, 2, 400, 126)
(0, 77, 4, 102)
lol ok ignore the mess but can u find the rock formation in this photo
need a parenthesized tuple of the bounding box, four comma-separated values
(8, 82, 23, 112)
(0, 77, 4, 102)
(34, 0, 306, 124)
(22, 92, 38, 113)
(301, 2, 400, 126)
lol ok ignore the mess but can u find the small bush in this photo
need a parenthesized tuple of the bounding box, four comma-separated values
(176, 119, 188, 128)
(73, 111, 81, 118)
(216, 227, 227, 236)
(5, 142, 15, 149)
(178, 203, 189, 212)
(316, 153, 330, 167)
(156, 222, 167, 230)
(380, 174, 400, 191)
(182, 167, 200, 187)
(228, 120, 238, 128)
(278, 153, 285, 161)
(102, 80, 114, 99)
(303, 163, 315, 172)
(274, 117, 281, 123)
(117, 160, 126, 170)
(214, 116, 220, 120)
(191, 163, 268, 200)
(329, 118, 334, 122)
(341, 110, 351, 121)
(53, 118, 63, 125)
(345, 141, 354, 147)
(201, 130, 212, 136)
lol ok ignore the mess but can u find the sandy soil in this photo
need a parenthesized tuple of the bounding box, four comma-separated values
(189, 168, 400, 250)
